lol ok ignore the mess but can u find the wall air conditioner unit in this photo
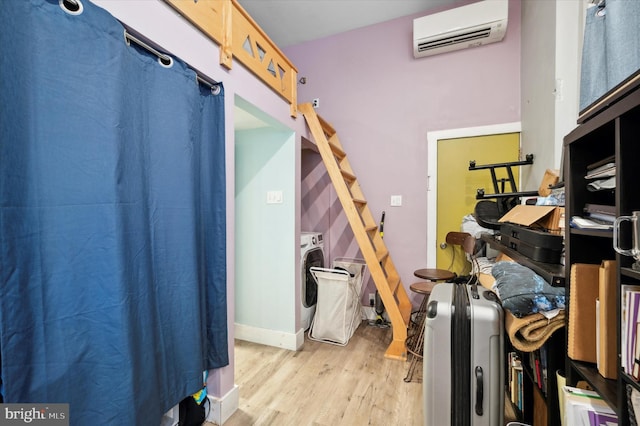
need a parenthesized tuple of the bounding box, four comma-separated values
(413, 0, 508, 58)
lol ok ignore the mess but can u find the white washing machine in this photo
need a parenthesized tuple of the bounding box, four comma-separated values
(300, 232, 324, 330)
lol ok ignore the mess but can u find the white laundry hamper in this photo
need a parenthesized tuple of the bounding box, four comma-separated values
(308, 259, 366, 346)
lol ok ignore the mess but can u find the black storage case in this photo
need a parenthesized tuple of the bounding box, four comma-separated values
(499, 223, 563, 264)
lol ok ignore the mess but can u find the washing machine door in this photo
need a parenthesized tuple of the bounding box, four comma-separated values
(302, 247, 324, 307)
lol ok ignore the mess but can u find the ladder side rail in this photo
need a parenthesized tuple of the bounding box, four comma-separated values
(299, 103, 410, 360)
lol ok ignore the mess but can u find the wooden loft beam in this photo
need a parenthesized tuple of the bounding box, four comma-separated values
(164, 0, 298, 117)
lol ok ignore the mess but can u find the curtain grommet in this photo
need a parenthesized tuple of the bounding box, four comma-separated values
(59, 0, 83, 15)
(158, 56, 173, 68)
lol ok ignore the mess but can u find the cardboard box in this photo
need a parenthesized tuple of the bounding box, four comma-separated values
(538, 169, 560, 196)
(499, 205, 565, 234)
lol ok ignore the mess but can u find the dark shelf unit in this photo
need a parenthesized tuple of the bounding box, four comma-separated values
(563, 83, 640, 426)
(482, 234, 565, 425)
(481, 234, 565, 287)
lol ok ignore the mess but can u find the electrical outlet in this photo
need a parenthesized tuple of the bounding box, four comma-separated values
(312, 98, 320, 108)
(369, 293, 375, 306)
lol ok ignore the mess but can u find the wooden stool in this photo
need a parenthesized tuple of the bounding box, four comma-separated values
(413, 268, 456, 282)
(404, 281, 437, 383)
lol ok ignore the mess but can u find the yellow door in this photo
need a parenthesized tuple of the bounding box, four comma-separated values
(436, 133, 520, 274)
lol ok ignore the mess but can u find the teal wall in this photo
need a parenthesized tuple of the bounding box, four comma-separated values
(235, 124, 296, 334)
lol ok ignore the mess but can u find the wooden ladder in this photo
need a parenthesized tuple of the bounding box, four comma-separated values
(299, 103, 411, 360)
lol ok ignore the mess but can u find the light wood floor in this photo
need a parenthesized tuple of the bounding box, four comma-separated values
(215, 320, 517, 426)
(221, 321, 423, 426)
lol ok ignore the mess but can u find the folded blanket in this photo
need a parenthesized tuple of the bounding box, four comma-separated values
(505, 309, 565, 352)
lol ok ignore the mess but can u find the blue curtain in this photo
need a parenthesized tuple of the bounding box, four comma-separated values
(580, 0, 640, 111)
(0, 1, 228, 424)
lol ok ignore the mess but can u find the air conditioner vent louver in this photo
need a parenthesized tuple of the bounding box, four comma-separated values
(417, 27, 492, 53)
(413, 0, 508, 58)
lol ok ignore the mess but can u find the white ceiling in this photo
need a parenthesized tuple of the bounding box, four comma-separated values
(237, 0, 463, 48)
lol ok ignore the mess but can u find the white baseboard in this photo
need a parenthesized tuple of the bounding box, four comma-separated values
(205, 384, 239, 425)
(234, 323, 303, 351)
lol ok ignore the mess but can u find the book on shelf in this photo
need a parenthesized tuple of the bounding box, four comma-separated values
(633, 322, 640, 381)
(621, 285, 639, 373)
(598, 260, 617, 379)
(588, 410, 619, 425)
(586, 155, 615, 171)
(568, 263, 600, 363)
(540, 345, 548, 394)
(596, 298, 601, 367)
(621, 285, 640, 374)
(584, 203, 616, 216)
(508, 351, 523, 412)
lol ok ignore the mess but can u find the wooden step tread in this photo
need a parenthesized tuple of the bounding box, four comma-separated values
(364, 224, 378, 233)
(340, 170, 356, 182)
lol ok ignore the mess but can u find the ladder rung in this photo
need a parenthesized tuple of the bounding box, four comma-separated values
(377, 249, 389, 264)
(328, 137, 345, 158)
(364, 224, 378, 233)
(341, 170, 356, 182)
(353, 198, 367, 208)
(317, 115, 336, 135)
(389, 277, 401, 294)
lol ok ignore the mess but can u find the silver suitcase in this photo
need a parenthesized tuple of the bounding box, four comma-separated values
(423, 282, 504, 426)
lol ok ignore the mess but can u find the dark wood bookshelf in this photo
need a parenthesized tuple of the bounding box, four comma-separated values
(563, 81, 640, 426)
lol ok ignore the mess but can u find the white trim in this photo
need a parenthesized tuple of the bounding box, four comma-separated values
(426, 122, 522, 268)
(206, 384, 239, 425)
(234, 322, 304, 351)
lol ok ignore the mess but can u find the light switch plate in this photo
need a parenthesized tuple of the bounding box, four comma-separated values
(267, 190, 283, 204)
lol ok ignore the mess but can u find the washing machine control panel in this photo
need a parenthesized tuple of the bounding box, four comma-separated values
(301, 232, 324, 250)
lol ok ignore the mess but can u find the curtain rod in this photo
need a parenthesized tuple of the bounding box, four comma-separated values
(60, 0, 221, 93)
(124, 30, 221, 94)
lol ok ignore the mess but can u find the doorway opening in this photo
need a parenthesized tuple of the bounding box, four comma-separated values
(426, 122, 522, 269)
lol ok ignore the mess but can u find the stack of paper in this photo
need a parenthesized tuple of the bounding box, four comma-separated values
(570, 216, 613, 230)
(562, 386, 618, 425)
(584, 162, 616, 180)
(584, 203, 616, 224)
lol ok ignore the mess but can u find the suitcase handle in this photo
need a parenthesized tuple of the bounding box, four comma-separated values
(475, 366, 484, 416)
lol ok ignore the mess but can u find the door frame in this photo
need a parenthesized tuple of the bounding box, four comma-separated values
(426, 122, 522, 267)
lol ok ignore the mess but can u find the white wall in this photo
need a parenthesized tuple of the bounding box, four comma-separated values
(520, 0, 583, 189)
(520, 0, 557, 190)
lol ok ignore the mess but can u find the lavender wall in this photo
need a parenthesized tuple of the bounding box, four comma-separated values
(290, 0, 521, 305)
